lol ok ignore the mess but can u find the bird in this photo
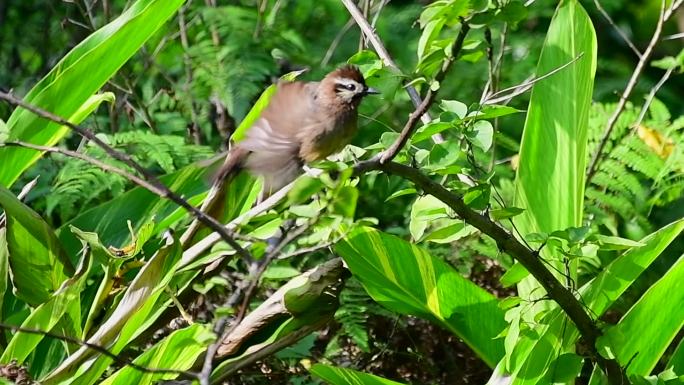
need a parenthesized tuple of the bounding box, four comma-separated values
(181, 65, 378, 244)
(215, 65, 378, 196)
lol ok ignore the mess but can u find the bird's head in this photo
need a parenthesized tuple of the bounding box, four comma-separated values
(320, 65, 379, 108)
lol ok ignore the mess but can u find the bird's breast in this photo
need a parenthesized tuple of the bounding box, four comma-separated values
(299, 111, 358, 162)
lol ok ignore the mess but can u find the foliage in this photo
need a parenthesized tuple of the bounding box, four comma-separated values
(0, 0, 683, 384)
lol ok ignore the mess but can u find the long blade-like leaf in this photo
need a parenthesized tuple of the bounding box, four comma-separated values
(598, 257, 684, 376)
(0, 186, 73, 305)
(310, 364, 407, 385)
(512, 0, 597, 297)
(0, 0, 184, 187)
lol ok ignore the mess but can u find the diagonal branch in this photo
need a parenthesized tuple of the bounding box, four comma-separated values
(585, 0, 682, 183)
(0, 91, 252, 262)
(353, 160, 629, 385)
(340, 0, 438, 132)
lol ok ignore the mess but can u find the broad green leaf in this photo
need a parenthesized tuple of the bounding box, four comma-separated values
(311, 364, 407, 385)
(0, 249, 91, 364)
(101, 324, 213, 385)
(0, 0, 185, 187)
(412, 122, 453, 144)
(512, 0, 597, 300)
(490, 207, 525, 221)
(440, 100, 468, 118)
(409, 195, 450, 240)
(470, 120, 494, 151)
(0, 186, 73, 305)
(598, 256, 684, 376)
(336, 227, 506, 367)
(581, 219, 684, 315)
(462, 105, 524, 122)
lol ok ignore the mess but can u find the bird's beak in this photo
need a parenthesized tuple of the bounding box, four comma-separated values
(364, 87, 380, 95)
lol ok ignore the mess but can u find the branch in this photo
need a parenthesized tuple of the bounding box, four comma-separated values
(353, 160, 629, 384)
(592, 0, 642, 58)
(0, 322, 199, 381)
(340, 0, 438, 130)
(482, 53, 584, 105)
(585, 0, 682, 183)
(378, 21, 470, 163)
(0, 91, 252, 262)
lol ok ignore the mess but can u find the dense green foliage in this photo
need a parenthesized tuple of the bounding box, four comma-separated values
(0, 0, 683, 384)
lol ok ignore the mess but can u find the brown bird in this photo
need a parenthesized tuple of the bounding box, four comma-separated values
(216, 65, 378, 195)
(182, 65, 377, 244)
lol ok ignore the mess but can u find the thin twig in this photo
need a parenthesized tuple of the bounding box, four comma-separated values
(592, 0, 642, 58)
(586, 0, 682, 183)
(0, 91, 252, 262)
(483, 53, 584, 105)
(340, 0, 435, 127)
(0, 322, 200, 381)
(632, 66, 675, 132)
(321, 18, 355, 67)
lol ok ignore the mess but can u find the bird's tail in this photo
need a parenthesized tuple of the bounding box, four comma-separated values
(180, 148, 248, 246)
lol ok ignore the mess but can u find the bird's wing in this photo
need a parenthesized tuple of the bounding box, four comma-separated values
(238, 81, 319, 154)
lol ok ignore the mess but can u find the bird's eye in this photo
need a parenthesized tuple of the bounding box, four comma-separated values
(344, 83, 356, 91)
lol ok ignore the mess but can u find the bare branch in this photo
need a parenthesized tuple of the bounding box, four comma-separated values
(632, 66, 675, 131)
(0, 91, 252, 262)
(482, 53, 584, 105)
(339, 0, 436, 128)
(592, 0, 642, 58)
(0, 322, 199, 381)
(586, 0, 681, 183)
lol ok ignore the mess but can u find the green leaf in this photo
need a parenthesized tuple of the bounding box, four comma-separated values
(543, 353, 583, 382)
(501, 219, 684, 384)
(286, 176, 325, 206)
(461, 105, 524, 122)
(512, 0, 597, 301)
(311, 364, 407, 385)
(384, 188, 417, 202)
(42, 233, 182, 384)
(440, 100, 468, 119)
(0, 119, 8, 145)
(331, 185, 359, 218)
(463, 184, 491, 210)
(592, 234, 645, 250)
(409, 195, 450, 240)
(597, 256, 684, 376)
(0, 228, 7, 320)
(469, 120, 494, 151)
(0, 249, 92, 364)
(101, 324, 213, 385)
(500, 263, 529, 288)
(412, 122, 453, 144)
(0, 186, 73, 305)
(490, 207, 525, 220)
(336, 227, 506, 367)
(424, 222, 477, 244)
(0, 0, 185, 187)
